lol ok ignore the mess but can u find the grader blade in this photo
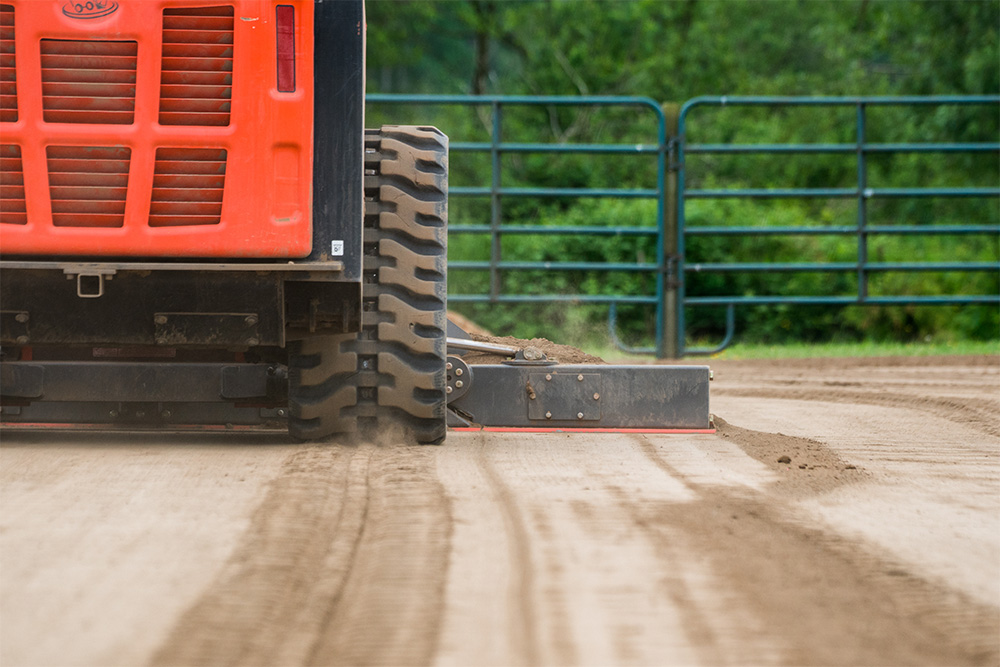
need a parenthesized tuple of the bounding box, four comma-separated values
(445, 355, 712, 433)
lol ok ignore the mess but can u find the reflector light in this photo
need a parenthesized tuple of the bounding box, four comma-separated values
(276, 5, 295, 92)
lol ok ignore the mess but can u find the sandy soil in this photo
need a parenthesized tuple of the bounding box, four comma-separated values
(463, 333, 606, 365)
(1, 354, 998, 666)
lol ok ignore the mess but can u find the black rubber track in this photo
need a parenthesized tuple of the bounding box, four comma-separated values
(287, 333, 359, 440)
(287, 126, 448, 443)
(361, 126, 449, 444)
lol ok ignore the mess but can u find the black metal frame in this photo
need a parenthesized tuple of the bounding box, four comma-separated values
(0, 355, 712, 431)
(446, 362, 711, 430)
(310, 0, 365, 276)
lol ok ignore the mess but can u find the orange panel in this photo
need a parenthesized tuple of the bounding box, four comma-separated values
(0, 0, 314, 258)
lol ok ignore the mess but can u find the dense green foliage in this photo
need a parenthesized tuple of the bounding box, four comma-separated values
(364, 0, 999, 349)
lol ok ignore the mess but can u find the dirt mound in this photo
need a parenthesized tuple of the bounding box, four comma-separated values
(462, 334, 606, 365)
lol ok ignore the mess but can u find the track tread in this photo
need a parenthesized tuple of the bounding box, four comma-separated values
(364, 126, 448, 444)
(288, 126, 447, 443)
(287, 334, 359, 440)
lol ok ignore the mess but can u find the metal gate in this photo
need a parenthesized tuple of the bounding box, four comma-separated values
(368, 94, 1000, 357)
(677, 96, 1000, 355)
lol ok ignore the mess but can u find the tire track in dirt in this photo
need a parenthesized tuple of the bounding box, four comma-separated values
(526, 505, 580, 666)
(632, 432, 1000, 666)
(151, 440, 452, 667)
(609, 435, 732, 665)
(306, 441, 451, 667)
(472, 432, 542, 667)
(150, 444, 368, 667)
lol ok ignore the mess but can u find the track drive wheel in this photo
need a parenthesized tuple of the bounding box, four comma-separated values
(359, 125, 449, 444)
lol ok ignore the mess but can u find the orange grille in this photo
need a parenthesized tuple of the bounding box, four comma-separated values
(0, 143, 25, 225)
(0, 4, 15, 123)
(40, 39, 137, 125)
(47, 145, 130, 227)
(1, 0, 314, 258)
(159, 6, 234, 127)
(149, 148, 227, 226)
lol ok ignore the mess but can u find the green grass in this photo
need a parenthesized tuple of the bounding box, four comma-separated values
(593, 339, 999, 363)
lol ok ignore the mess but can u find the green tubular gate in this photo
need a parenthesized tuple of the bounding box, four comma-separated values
(368, 94, 1000, 358)
(677, 95, 1000, 355)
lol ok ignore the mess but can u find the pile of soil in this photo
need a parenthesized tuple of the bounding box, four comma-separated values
(462, 333, 606, 365)
(447, 311, 603, 365)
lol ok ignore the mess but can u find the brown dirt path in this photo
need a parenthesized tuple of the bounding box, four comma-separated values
(0, 354, 997, 666)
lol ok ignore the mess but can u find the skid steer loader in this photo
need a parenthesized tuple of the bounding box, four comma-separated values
(0, 0, 711, 442)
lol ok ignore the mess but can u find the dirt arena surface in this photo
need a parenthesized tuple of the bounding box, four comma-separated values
(1, 354, 998, 666)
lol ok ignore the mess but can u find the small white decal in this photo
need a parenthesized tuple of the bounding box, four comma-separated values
(331, 240, 344, 256)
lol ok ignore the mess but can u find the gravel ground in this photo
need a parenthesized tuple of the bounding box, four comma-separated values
(1, 354, 997, 666)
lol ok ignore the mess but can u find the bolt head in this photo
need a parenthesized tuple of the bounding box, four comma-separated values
(446, 362, 453, 371)
(577, 374, 584, 381)
(593, 393, 600, 400)
(14, 313, 29, 323)
(154, 315, 168, 325)
(545, 374, 552, 381)
(245, 316, 258, 326)
(446, 385, 453, 394)
(545, 411, 552, 419)
(455, 380, 463, 388)
(522, 346, 545, 361)
(15, 336, 28, 345)
(277, 408, 287, 417)
(247, 338, 259, 346)
(455, 368, 463, 376)
(577, 412, 584, 419)
(109, 409, 119, 418)
(156, 337, 168, 345)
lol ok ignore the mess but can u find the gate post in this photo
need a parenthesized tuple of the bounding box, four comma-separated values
(659, 103, 681, 359)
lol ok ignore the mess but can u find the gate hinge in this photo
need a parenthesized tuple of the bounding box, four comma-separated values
(663, 254, 683, 290)
(667, 136, 682, 172)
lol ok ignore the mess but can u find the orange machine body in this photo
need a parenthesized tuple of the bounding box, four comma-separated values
(0, 0, 315, 258)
